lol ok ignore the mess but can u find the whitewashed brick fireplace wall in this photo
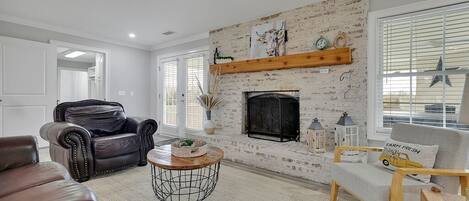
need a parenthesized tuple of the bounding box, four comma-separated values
(190, 0, 369, 184)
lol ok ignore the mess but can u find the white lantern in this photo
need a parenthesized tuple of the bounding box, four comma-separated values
(306, 118, 326, 153)
(334, 112, 359, 147)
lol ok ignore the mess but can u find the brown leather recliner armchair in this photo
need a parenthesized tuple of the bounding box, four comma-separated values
(40, 99, 158, 182)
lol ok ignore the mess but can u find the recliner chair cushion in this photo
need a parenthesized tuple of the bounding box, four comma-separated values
(0, 162, 70, 197)
(0, 180, 97, 201)
(92, 133, 140, 159)
(64, 105, 126, 137)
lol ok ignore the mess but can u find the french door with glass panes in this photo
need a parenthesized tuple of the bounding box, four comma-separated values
(158, 51, 208, 137)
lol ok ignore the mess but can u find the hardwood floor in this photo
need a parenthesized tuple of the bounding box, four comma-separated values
(38, 141, 357, 201)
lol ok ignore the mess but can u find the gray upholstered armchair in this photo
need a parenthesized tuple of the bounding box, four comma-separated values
(40, 99, 158, 182)
(330, 123, 469, 201)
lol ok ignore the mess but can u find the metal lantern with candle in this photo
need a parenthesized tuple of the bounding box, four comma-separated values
(335, 112, 359, 147)
(306, 118, 326, 153)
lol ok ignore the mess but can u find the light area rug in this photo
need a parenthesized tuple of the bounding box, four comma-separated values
(39, 147, 355, 201)
(83, 162, 352, 201)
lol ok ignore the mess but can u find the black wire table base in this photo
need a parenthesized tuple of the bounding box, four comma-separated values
(150, 162, 221, 201)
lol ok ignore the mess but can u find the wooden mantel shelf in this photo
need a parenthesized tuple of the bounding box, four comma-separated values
(210, 48, 352, 74)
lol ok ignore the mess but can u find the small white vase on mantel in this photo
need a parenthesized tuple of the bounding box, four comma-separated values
(204, 111, 216, 134)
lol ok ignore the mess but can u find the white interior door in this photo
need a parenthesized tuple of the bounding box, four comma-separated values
(0, 36, 57, 147)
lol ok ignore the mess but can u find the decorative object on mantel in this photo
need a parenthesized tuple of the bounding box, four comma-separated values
(210, 48, 352, 74)
(333, 31, 349, 48)
(306, 118, 327, 153)
(340, 70, 354, 99)
(213, 48, 234, 64)
(196, 69, 223, 134)
(250, 20, 287, 58)
(314, 35, 330, 50)
(171, 138, 208, 158)
(334, 112, 360, 148)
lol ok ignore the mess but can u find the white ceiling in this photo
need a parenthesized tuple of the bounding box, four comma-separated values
(0, 0, 316, 50)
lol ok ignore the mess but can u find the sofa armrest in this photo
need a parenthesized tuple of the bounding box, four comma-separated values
(123, 117, 158, 165)
(0, 136, 39, 172)
(334, 146, 384, 162)
(123, 117, 158, 136)
(390, 168, 469, 201)
(40, 122, 92, 148)
(40, 122, 93, 182)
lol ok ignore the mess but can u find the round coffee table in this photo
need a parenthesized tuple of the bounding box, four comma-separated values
(147, 145, 224, 201)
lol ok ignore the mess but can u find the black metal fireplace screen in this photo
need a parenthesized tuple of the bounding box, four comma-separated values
(246, 91, 299, 142)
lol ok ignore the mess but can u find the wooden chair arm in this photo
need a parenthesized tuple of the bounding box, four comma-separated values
(395, 168, 469, 177)
(334, 146, 384, 162)
(390, 168, 469, 201)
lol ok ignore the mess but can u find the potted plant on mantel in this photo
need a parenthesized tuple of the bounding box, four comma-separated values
(196, 70, 223, 134)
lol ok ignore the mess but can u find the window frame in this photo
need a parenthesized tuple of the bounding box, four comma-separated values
(367, 0, 469, 141)
(160, 58, 179, 128)
(156, 47, 209, 137)
(183, 52, 209, 132)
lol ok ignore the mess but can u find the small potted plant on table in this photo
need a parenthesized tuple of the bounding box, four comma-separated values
(171, 138, 208, 158)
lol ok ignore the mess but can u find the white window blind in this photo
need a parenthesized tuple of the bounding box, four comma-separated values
(185, 56, 205, 130)
(377, 5, 469, 131)
(163, 60, 178, 126)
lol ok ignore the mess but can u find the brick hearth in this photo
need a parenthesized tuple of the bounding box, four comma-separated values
(189, 132, 366, 184)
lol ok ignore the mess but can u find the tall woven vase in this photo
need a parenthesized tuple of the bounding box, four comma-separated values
(203, 111, 215, 134)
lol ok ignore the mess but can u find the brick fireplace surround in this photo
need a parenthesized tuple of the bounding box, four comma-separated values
(191, 0, 368, 184)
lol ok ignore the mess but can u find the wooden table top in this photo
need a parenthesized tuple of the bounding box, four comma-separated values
(147, 145, 224, 170)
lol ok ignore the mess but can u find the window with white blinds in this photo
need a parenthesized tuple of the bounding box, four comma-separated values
(376, 5, 469, 131)
(158, 51, 208, 135)
(186, 56, 205, 130)
(162, 60, 178, 126)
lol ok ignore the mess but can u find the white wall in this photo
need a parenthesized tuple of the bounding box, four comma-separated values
(0, 20, 152, 117)
(150, 38, 209, 120)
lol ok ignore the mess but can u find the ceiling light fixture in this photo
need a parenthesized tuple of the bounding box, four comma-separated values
(64, 51, 86, 58)
(128, 33, 136, 38)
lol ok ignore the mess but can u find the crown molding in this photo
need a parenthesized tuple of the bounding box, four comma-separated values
(151, 32, 209, 51)
(0, 14, 151, 50)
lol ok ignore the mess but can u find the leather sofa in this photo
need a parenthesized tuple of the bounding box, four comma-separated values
(40, 99, 158, 182)
(0, 136, 97, 201)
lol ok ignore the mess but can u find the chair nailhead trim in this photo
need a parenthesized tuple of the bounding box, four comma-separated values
(65, 133, 89, 180)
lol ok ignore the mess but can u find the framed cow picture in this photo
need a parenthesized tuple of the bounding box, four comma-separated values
(250, 20, 287, 58)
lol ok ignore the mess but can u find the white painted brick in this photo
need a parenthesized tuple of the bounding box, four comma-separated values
(205, 0, 369, 184)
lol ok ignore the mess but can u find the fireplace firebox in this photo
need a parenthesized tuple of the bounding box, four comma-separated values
(245, 91, 300, 142)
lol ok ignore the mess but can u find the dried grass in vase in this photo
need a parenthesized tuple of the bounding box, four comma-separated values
(195, 68, 223, 112)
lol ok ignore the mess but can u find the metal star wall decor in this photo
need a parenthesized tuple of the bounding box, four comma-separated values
(427, 57, 458, 88)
